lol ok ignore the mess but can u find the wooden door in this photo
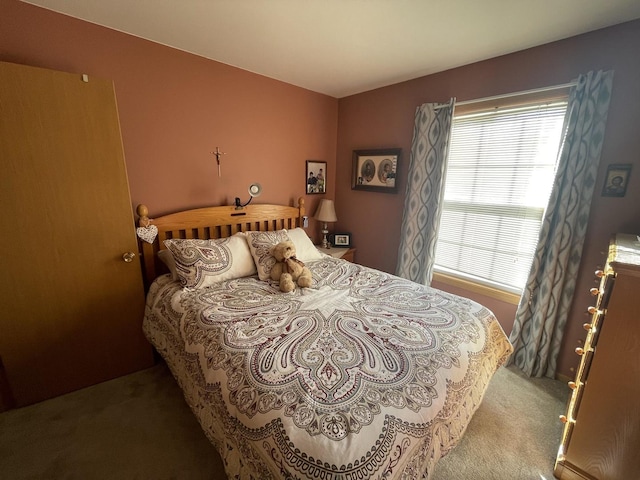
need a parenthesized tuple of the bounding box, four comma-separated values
(0, 61, 153, 407)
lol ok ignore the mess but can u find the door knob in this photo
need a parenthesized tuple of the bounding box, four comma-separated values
(122, 252, 136, 263)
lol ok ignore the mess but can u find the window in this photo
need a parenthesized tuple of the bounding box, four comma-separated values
(434, 98, 569, 294)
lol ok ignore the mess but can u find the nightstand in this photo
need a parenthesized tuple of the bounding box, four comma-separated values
(316, 246, 356, 263)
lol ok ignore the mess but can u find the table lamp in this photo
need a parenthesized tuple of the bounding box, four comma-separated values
(314, 199, 337, 248)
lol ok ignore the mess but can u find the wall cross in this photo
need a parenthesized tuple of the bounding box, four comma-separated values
(211, 147, 226, 177)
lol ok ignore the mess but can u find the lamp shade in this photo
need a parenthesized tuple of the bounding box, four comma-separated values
(314, 199, 337, 223)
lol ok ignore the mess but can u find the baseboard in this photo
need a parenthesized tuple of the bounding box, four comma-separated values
(555, 372, 572, 384)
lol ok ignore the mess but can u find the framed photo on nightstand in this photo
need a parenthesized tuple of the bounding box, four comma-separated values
(330, 232, 351, 248)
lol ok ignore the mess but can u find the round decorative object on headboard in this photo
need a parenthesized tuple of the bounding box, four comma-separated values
(135, 204, 157, 243)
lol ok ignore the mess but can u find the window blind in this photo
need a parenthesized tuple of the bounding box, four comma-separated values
(434, 101, 568, 293)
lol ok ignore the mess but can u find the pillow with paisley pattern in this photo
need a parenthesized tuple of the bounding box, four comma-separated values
(245, 229, 291, 281)
(163, 233, 256, 288)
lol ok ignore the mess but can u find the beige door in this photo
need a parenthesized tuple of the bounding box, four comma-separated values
(0, 61, 153, 407)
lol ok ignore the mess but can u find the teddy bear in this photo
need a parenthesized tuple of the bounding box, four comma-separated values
(269, 241, 312, 293)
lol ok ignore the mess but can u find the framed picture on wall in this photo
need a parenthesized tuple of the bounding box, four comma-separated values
(352, 148, 401, 193)
(601, 163, 631, 197)
(306, 160, 327, 194)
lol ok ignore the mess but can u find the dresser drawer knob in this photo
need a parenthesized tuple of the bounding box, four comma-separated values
(559, 414, 575, 424)
(575, 347, 585, 356)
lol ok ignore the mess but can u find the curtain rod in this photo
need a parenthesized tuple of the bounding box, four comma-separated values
(434, 81, 578, 110)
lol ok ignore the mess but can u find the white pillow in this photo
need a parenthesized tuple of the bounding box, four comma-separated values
(157, 249, 179, 281)
(163, 233, 256, 288)
(286, 228, 323, 262)
(245, 229, 290, 281)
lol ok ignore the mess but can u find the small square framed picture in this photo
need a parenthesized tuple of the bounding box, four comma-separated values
(601, 164, 631, 197)
(331, 233, 351, 248)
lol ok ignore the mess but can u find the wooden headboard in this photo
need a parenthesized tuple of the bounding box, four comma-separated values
(136, 197, 306, 288)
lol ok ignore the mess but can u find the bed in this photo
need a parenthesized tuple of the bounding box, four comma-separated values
(136, 198, 513, 479)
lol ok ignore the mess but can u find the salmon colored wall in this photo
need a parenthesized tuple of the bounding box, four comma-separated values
(3, 0, 639, 380)
(0, 0, 338, 244)
(336, 20, 640, 379)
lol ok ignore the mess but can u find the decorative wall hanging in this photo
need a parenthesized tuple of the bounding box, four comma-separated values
(352, 148, 401, 193)
(136, 210, 158, 243)
(306, 160, 327, 194)
(136, 224, 158, 243)
(601, 163, 631, 197)
(211, 146, 225, 177)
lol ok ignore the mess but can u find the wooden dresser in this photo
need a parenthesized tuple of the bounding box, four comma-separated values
(554, 233, 640, 479)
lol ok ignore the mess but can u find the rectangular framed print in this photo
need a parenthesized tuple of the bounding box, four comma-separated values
(601, 163, 631, 197)
(352, 148, 401, 193)
(306, 160, 327, 194)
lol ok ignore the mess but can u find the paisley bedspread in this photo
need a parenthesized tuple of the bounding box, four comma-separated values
(143, 257, 512, 479)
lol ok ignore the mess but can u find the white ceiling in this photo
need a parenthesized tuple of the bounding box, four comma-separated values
(23, 0, 640, 98)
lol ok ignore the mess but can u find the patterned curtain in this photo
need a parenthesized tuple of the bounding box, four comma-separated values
(396, 101, 454, 285)
(508, 70, 614, 378)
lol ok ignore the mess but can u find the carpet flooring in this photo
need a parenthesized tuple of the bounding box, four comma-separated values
(0, 362, 568, 479)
